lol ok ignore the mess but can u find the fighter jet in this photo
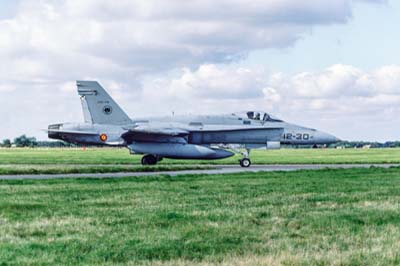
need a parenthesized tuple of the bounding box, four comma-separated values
(48, 81, 340, 167)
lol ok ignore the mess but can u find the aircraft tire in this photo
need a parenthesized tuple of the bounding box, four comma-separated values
(240, 158, 251, 168)
(141, 155, 158, 166)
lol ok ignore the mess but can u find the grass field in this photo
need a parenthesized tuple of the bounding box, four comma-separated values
(1, 167, 400, 265)
(0, 147, 400, 165)
(1, 147, 398, 175)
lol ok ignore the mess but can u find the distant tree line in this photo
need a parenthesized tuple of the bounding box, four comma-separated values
(1, 135, 400, 149)
(288, 141, 400, 149)
(332, 141, 400, 149)
(0, 135, 76, 148)
(0, 135, 39, 148)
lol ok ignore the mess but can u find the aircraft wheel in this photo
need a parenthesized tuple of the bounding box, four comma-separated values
(141, 155, 158, 166)
(240, 158, 251, 168)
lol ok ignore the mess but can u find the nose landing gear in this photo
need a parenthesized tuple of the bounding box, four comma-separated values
(228, 146, 252, 168)
(239, 158, 251, 168)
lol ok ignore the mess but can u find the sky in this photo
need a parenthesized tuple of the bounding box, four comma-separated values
(0, 0, 399, 142)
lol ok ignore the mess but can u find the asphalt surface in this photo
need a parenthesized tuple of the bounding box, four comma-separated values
(0, 164, 398, 180)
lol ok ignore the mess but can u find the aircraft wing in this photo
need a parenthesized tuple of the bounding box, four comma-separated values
(121, 126, 189, 144)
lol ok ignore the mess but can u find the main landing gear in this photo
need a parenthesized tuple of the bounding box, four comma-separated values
(141, 154, 162, 166)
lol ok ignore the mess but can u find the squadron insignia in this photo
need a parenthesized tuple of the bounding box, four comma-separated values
(103, 105, 113, 115)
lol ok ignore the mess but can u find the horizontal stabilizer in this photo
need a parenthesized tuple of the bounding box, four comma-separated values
(45, 129, 99, 135)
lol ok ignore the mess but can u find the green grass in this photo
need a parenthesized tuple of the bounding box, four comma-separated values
(0, 147, 400, 165)
(1, 167, 400, 265)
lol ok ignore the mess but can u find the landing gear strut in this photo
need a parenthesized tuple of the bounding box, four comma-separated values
(228, 145, 252, 168)
(141, 154, 158, 166)
(239, 148, 251, 168)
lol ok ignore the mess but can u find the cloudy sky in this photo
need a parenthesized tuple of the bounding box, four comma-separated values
(0, 0, 399, 141)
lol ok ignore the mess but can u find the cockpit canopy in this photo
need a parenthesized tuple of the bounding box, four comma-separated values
(234, 111, 283, 122)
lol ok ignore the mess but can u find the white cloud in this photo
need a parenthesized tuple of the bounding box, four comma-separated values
(0, 0, 391, 141)
(269, 64, 373, 99)
(366, 65, 400, 94)
(139, 63, 400, 141)
(0, 84, 16, 92)
(141, 63, 400, 109)
(155, 65, 265, 100)
(0, 0, 383, 73)
(0, 0, 383, 84)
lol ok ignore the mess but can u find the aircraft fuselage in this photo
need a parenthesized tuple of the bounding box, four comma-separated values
(49, 114, 339, 147)
(47, 81, 340, 167)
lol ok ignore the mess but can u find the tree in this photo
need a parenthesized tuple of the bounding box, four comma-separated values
(13, 135, 38, 148)
(1, 139, 11, 148)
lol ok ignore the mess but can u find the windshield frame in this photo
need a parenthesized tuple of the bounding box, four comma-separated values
(245, 111, 283, 122)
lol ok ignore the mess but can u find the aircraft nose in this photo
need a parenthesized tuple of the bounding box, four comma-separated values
(315, 131, 340, 144)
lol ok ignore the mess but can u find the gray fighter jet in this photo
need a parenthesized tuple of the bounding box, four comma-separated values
(48, 81, 340, 167)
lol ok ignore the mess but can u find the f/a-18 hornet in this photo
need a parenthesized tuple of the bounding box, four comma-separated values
(48, 81, 340, 167)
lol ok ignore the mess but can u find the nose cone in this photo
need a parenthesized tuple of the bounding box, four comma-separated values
(315, 131, 340, 144)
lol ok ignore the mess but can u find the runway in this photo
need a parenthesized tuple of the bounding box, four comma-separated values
(0, 164, 398, 180)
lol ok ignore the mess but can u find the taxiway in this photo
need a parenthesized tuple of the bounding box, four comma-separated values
(0, 164, 398, 180)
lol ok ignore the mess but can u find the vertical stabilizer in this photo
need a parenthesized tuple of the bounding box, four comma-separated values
(77, 81, 131, 125)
